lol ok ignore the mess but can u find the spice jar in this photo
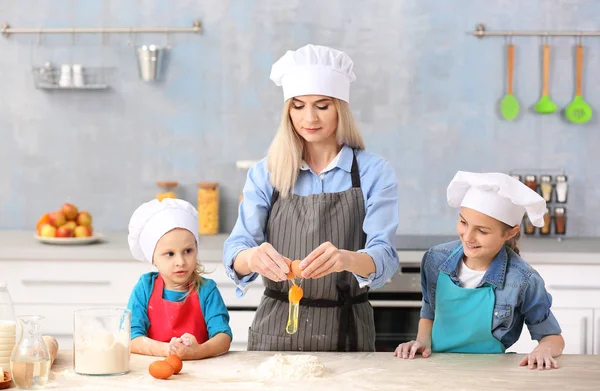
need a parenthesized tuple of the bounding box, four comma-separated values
(197, 182, 219, 235)
(523, 214, 536, 236)
(539, 208, 551, 235)
(540, 175, 553, 202)
(554, 207, 566, 235)
(555, 175, 568, 203)
(510, 174, 522, 182)
(156, 181, 178, 201)
(524, 175, 538, 193)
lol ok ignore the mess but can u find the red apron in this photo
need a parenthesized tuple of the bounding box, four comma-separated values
(147, 274, 209, 344)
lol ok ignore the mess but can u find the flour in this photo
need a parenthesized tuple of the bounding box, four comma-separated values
(74, 331, 129, 375)
(256, 354, 327, 381)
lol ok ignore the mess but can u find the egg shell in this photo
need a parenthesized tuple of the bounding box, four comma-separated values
(165, 355, 183, 374)
(291, 260, 303, 278)
(149, 360, 174, 379)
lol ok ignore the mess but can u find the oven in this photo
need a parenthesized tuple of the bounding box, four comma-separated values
(370, 263, 423, 352)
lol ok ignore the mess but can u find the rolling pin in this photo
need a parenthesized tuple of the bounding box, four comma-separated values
(42, 336, 59, 367)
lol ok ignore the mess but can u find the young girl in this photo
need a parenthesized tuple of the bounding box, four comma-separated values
(127, 198, 232, 360)
(395, 171, 564, 370)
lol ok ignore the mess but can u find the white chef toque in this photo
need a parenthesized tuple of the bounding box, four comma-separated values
(128, 198, 199, 263)
(447, 171, 547, 227)
(270, 44, 356, 103)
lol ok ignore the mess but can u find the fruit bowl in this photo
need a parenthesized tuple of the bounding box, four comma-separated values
(34, 233, 103, 245)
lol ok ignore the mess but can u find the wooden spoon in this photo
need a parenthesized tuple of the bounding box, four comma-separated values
(534, 44, 558, 114)
(500, 44, 520, 120)
(565, 45, 592, 124)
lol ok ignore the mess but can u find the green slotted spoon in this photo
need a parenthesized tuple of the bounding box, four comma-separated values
(535, 44, 558, 114)
(565, 45, 592, 124)
(500, 44, 520, 120)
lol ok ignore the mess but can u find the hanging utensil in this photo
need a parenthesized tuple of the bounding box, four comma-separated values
(565, 44, 592, 124)
(534, 44, 557, 114)
(500, 43, 520, 120)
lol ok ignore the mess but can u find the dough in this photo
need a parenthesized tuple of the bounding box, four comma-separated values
(256, 354, 327, 381)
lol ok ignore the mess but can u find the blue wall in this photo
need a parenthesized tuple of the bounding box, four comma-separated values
(1, 0, 598, 236)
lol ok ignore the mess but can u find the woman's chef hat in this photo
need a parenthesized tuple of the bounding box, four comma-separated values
(128, 198, 199, 263)
(270, 44, 356, 103)
(447, 171, 547, 227)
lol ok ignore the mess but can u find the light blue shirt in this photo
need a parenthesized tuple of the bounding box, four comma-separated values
(223, 145, 400, 297)
(127, 272, 233, 340)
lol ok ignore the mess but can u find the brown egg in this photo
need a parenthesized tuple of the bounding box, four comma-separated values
(291, 259, 303, 278)
(165, 355, 183, 374)
(149, 360, 174, 379)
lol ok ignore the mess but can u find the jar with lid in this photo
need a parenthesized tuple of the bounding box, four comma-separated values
(523, 214, 536, 236)
(539, 208, 552, 235)
(510, 174, 522, 182)
(524, 175, 538, 193)
(555, 175, 568, 203)
(540, 175, 553, 202)
(0, 281, 17, 377)
(197, 182, 219, 235)
(156, 181, 178, 201)
(554, 207, 566, 235)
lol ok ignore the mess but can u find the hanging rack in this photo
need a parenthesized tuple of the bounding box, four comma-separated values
(471, 23, 600, 38)
(1, 19, 201, 38)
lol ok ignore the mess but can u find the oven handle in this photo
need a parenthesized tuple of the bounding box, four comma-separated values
(369, 300, 422, 308)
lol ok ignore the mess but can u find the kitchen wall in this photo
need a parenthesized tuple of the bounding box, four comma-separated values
(1, 0, 599, 236)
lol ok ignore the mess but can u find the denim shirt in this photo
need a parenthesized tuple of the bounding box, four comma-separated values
(420, 240, 562, 349)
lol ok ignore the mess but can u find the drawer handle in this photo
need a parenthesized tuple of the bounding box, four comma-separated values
(369, 300, 422, 308)
(22, 280, 111, 287)
(581, 317, 588, 355)
(547, 285, 600, 291)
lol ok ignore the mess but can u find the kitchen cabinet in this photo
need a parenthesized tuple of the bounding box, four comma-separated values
(594, 309, 600, 354)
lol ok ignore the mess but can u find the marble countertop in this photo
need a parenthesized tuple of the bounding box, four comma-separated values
(0, 230, 599, 265)
(40, 350, 600, 391)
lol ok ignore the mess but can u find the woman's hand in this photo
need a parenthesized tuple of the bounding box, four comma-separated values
(519, 345, 559, 370)
(247, 242, 289, 282)
(393, 340, 432, 359)
(300, 242, 347, 279)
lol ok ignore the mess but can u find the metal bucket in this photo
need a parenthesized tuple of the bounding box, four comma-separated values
(136, 45, 164, 81)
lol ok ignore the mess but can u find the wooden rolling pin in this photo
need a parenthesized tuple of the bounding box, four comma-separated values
(43, 336, 59, 367)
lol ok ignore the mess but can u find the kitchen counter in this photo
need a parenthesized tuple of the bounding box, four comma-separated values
(1, 230, 599, 264)
(42, 350, 600, 391)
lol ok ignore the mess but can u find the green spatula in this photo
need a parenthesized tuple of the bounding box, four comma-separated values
(534, 44, 557, 114)
(500, 44, 519, 120)
(565, 45, 592, 124)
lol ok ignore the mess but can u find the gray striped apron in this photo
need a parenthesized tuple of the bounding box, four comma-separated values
(247, 151, 375, 352)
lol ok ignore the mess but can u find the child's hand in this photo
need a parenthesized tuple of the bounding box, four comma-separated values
(519, 345, 558, 370)
(393, 340, 431, 359)
(169, 333, 199, 360)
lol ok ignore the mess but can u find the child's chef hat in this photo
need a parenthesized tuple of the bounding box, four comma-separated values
(270, 44, 356, 103)
(447, 171, 547, 227)
(128, 198, 199, 263)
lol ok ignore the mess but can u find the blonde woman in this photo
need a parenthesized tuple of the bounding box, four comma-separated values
(223, 44, 399, 352)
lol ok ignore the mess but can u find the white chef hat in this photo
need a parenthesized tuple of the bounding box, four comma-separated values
(128, 198, 199, 263)
(270, 44, 356, 103)
(447, 171, 547, 227)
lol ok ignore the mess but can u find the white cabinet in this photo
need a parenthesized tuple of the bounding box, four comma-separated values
(507, 308, 594, 354)
(594, 309, 600, 354)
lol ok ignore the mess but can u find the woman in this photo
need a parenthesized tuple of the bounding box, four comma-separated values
(223, 44, 399, 352)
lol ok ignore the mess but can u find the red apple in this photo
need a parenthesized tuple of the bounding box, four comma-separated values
(74, 225, 93, 238)
(61, 203, 79, 221)
(56, 226, 74, 238)
(39, 224, 57, 237)
(63, 221, 77, 231)
(36, 213, 50, 235)
(48, 211, 66, 228)
(76, 211, 92, 227)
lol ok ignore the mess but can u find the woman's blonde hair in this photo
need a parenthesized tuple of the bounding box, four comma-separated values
(266, 98, 365, 196)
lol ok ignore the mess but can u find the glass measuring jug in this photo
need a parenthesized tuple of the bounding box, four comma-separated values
(10, 315, 50, 390)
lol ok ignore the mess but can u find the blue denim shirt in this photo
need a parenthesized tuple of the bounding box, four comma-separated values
(420, 240, 562, 349)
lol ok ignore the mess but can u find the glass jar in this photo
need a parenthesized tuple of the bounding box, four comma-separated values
(554, 207, 566, 235)
(156, 181, 178, 201)
(73, 308, 131, 376)
(523, 214, 536, 236)
(540, 175, 553, 202)
(0, 281, 16, 376)
(197, 182, 219, 235)
(555, 175, 568, 203)
(540, 208, 552, 235)
(10, 315, 50, 389)
(524, 175, 538, 193)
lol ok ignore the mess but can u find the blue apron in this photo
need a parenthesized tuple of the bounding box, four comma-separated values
(431, 248, 506, 354)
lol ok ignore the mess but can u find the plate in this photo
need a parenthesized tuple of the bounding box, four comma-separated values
(34, 233, 104, 245)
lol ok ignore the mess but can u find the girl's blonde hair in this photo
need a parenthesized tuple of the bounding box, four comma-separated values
(266, 98, 365, 196)
(183, 261, 205, 300)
